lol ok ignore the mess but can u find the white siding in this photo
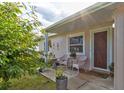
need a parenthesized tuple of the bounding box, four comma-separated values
(39, 32, 85, 58)
(50, 35, 67, 58)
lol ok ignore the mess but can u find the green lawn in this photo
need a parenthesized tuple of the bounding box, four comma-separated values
(7, 74, 56, 90)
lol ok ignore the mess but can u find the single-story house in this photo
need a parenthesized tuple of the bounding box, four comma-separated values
(39, 2, 124, 89)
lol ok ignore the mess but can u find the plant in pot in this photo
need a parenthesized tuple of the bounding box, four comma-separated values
(47, 52, 55, 66)
(56, 67, 68, 90)
(38, 57, 49, 73)
(109, 62, 114, 78)
(38, 61, 46, 73)
(70, 52, 76, 58)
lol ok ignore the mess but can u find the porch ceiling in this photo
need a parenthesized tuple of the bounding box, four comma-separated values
(46, 3, 118, 34)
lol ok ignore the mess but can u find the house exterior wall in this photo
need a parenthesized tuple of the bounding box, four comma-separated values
(84, 30, 90, 69)
(39, 24, 113, 70)
(45, 29, 91, 70)
(49, 35, 67, 58)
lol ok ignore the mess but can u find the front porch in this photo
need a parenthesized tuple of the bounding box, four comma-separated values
(39, 3, 124, 89)
(41, 68, 113, 90)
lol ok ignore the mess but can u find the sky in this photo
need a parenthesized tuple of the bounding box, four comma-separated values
(30, 2, 97, 27)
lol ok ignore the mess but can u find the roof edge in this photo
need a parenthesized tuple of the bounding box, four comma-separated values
(46, 2, 115, 32)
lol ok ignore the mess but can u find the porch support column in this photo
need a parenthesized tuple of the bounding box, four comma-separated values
(44, 33, 48, 63)
(114, 5, 124, 89)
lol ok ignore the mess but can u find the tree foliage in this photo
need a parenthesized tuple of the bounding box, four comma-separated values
(0, 2, 42, 89)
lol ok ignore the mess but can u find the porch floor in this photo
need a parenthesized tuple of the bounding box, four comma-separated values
(40, 68, 113, 90)
(78, 71, 113, 90)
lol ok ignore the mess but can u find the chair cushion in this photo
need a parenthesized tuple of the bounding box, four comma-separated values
(61, 61, 67, 65)
(73, 64, 79, 69)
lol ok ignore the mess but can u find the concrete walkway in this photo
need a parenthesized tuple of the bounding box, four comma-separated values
(41, 68, 88, 89)
(78, 72, 114, 90)
(41, 68, 113, 90)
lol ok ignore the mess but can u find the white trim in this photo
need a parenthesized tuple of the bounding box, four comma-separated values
(93, 67, 110, 73)
(90, 26, 113, 71)
(67, 32, 85, 55)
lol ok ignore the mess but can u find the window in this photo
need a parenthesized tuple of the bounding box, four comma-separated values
(69, 36, 83, 53)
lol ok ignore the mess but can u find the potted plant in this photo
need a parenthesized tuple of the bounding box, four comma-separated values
(70, 52, 76, 58)
(38, 62, 46, 73)
(56, 68, 68, 90)
(109, 62, 114, 78)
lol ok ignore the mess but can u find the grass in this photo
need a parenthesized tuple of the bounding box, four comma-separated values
(7, 74, 56, 90)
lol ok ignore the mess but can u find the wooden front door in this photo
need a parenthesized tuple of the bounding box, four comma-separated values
(94, 31, 107, 69)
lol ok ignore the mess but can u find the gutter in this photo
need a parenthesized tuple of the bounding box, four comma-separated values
(46, 2, 115, 32)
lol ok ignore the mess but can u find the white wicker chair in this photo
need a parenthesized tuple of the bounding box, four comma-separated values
(57, 55, 87, 78)
(76, 55, 87, 71)
(70, 55, 87, 73)
(57, 54, 68, 65)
